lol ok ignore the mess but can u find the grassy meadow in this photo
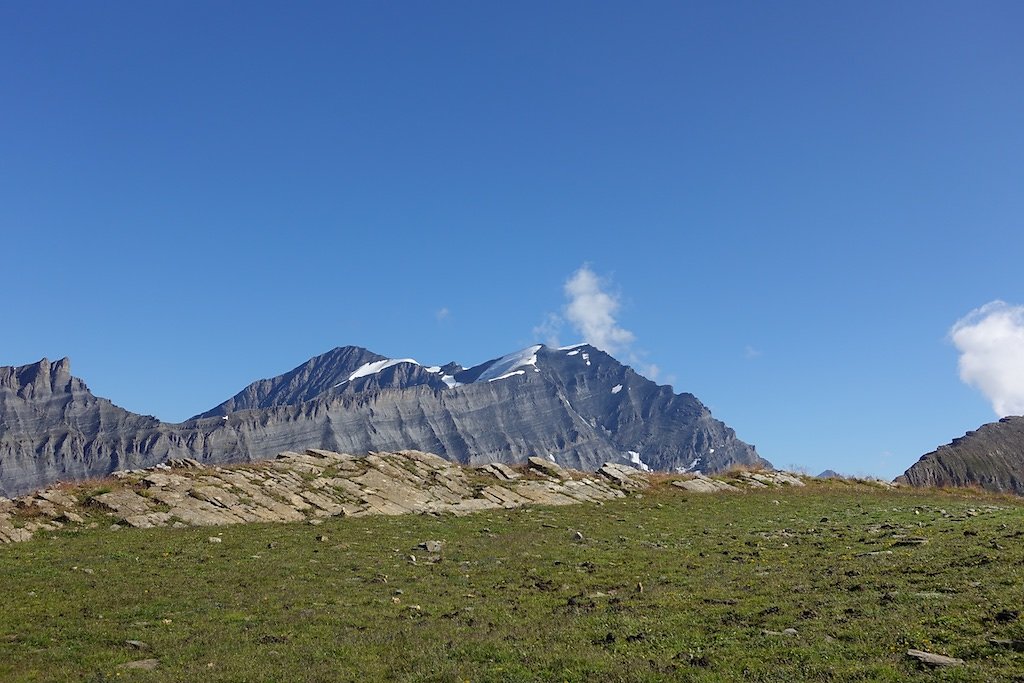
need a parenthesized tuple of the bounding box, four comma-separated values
(2, 478, 1023, 682)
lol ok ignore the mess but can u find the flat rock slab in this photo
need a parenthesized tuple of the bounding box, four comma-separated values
(527, 456, 566, 479)
(907, 649, 964, 667)
(674, 476, 739, 493)
(94, 489, 155, 516)
(598, 463, 650, 490)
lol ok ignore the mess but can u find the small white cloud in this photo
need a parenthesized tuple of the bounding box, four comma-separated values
(643, 363, 660, 381)
(435, 307, 451, 322)
(950, 300, 1024, 416)
(532, 312, 562, 348)
(744, 345, 762, 359)
(563, 265, 636, 355)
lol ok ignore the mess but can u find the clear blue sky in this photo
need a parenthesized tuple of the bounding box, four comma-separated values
(3, 2, 1022, 478)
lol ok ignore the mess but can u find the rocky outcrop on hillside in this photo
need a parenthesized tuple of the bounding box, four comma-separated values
(1, 449, 655, 543)
(1, 449, 809, 545)
(897, 416, 1024, 494)
(1, 345, 768, 497)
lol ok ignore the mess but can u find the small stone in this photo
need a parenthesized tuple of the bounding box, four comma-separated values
(407, 554, 417, 564)
(417, 540, 443, 553)
(308, 519, 324, 526)
(989, 638, 1024, 652)
(762, 628, 798, 637)
(208, 536, 222, 544)
(125, 640, 149, 650)
(317, 534, 329, 542)
(571, 530, 585, 542)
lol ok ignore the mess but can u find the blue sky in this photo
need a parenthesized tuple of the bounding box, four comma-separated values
(3, 2, 1022, 478)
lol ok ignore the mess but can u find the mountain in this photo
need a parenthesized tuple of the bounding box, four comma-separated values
(0, 344, 769, 497)
(0, 358, 171, 496)
(897, 416, 1024, 494)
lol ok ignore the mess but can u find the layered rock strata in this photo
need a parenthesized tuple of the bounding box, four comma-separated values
(1, 345, 769, 496)
(898, 416, 1024, 494)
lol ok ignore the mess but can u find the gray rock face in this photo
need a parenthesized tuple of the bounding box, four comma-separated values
(1, 344, 769, 497)
(897, 416, 1024, 494)
(0, 357, 178, 497)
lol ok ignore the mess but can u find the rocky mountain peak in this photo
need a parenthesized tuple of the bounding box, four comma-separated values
(0, 357, 78, 399)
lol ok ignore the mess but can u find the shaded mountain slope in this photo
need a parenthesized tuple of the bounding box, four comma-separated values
(897, 416, 1024, 494)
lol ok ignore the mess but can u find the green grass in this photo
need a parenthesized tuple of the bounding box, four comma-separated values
(2, 480, 1023, 681)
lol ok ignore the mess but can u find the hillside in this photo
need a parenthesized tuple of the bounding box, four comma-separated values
(1, 468, 1021, 681)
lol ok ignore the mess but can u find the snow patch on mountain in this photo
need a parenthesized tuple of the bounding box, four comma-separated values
(611, 384, 623, 394)
(675, 457, 702, 474)
(344, 358, 420, 383)
(425, 365, 462, 388)
(488, 370, 526, 382)
(627, 450, 651, 472)
(475, 345, 542, 383)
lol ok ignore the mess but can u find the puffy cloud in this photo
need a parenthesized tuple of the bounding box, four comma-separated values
(563, 265, 636, 355)
(535, 265, 660, 380)
(950, 301, 1024, 416)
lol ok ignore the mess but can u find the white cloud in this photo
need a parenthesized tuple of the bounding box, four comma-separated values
(435, 307, 451, 322)
(563, 265, 636, 355)
(744, 345, 762, 359)
(532, 312, 562, 348)
(950, 300, 1024, 416)
(534, 265, 660, 381)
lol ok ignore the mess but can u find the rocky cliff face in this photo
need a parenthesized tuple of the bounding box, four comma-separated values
(0, 358, 179, 496)
(897, 416, 1024, 494)
(1, 344, 768, 497)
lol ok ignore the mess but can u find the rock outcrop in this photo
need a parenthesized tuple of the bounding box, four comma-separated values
(1, 449, 653, 543)
(898, 416, 1024, 494)
(1, 448, 807, 545)
(1, 344, 768, 496)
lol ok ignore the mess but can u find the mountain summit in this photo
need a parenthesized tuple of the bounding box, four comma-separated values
(0, 345, 768, 497)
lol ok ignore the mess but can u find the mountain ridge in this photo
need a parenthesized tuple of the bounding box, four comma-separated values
(1, 344, 769, 497)
(897, 416, 1024, 494)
